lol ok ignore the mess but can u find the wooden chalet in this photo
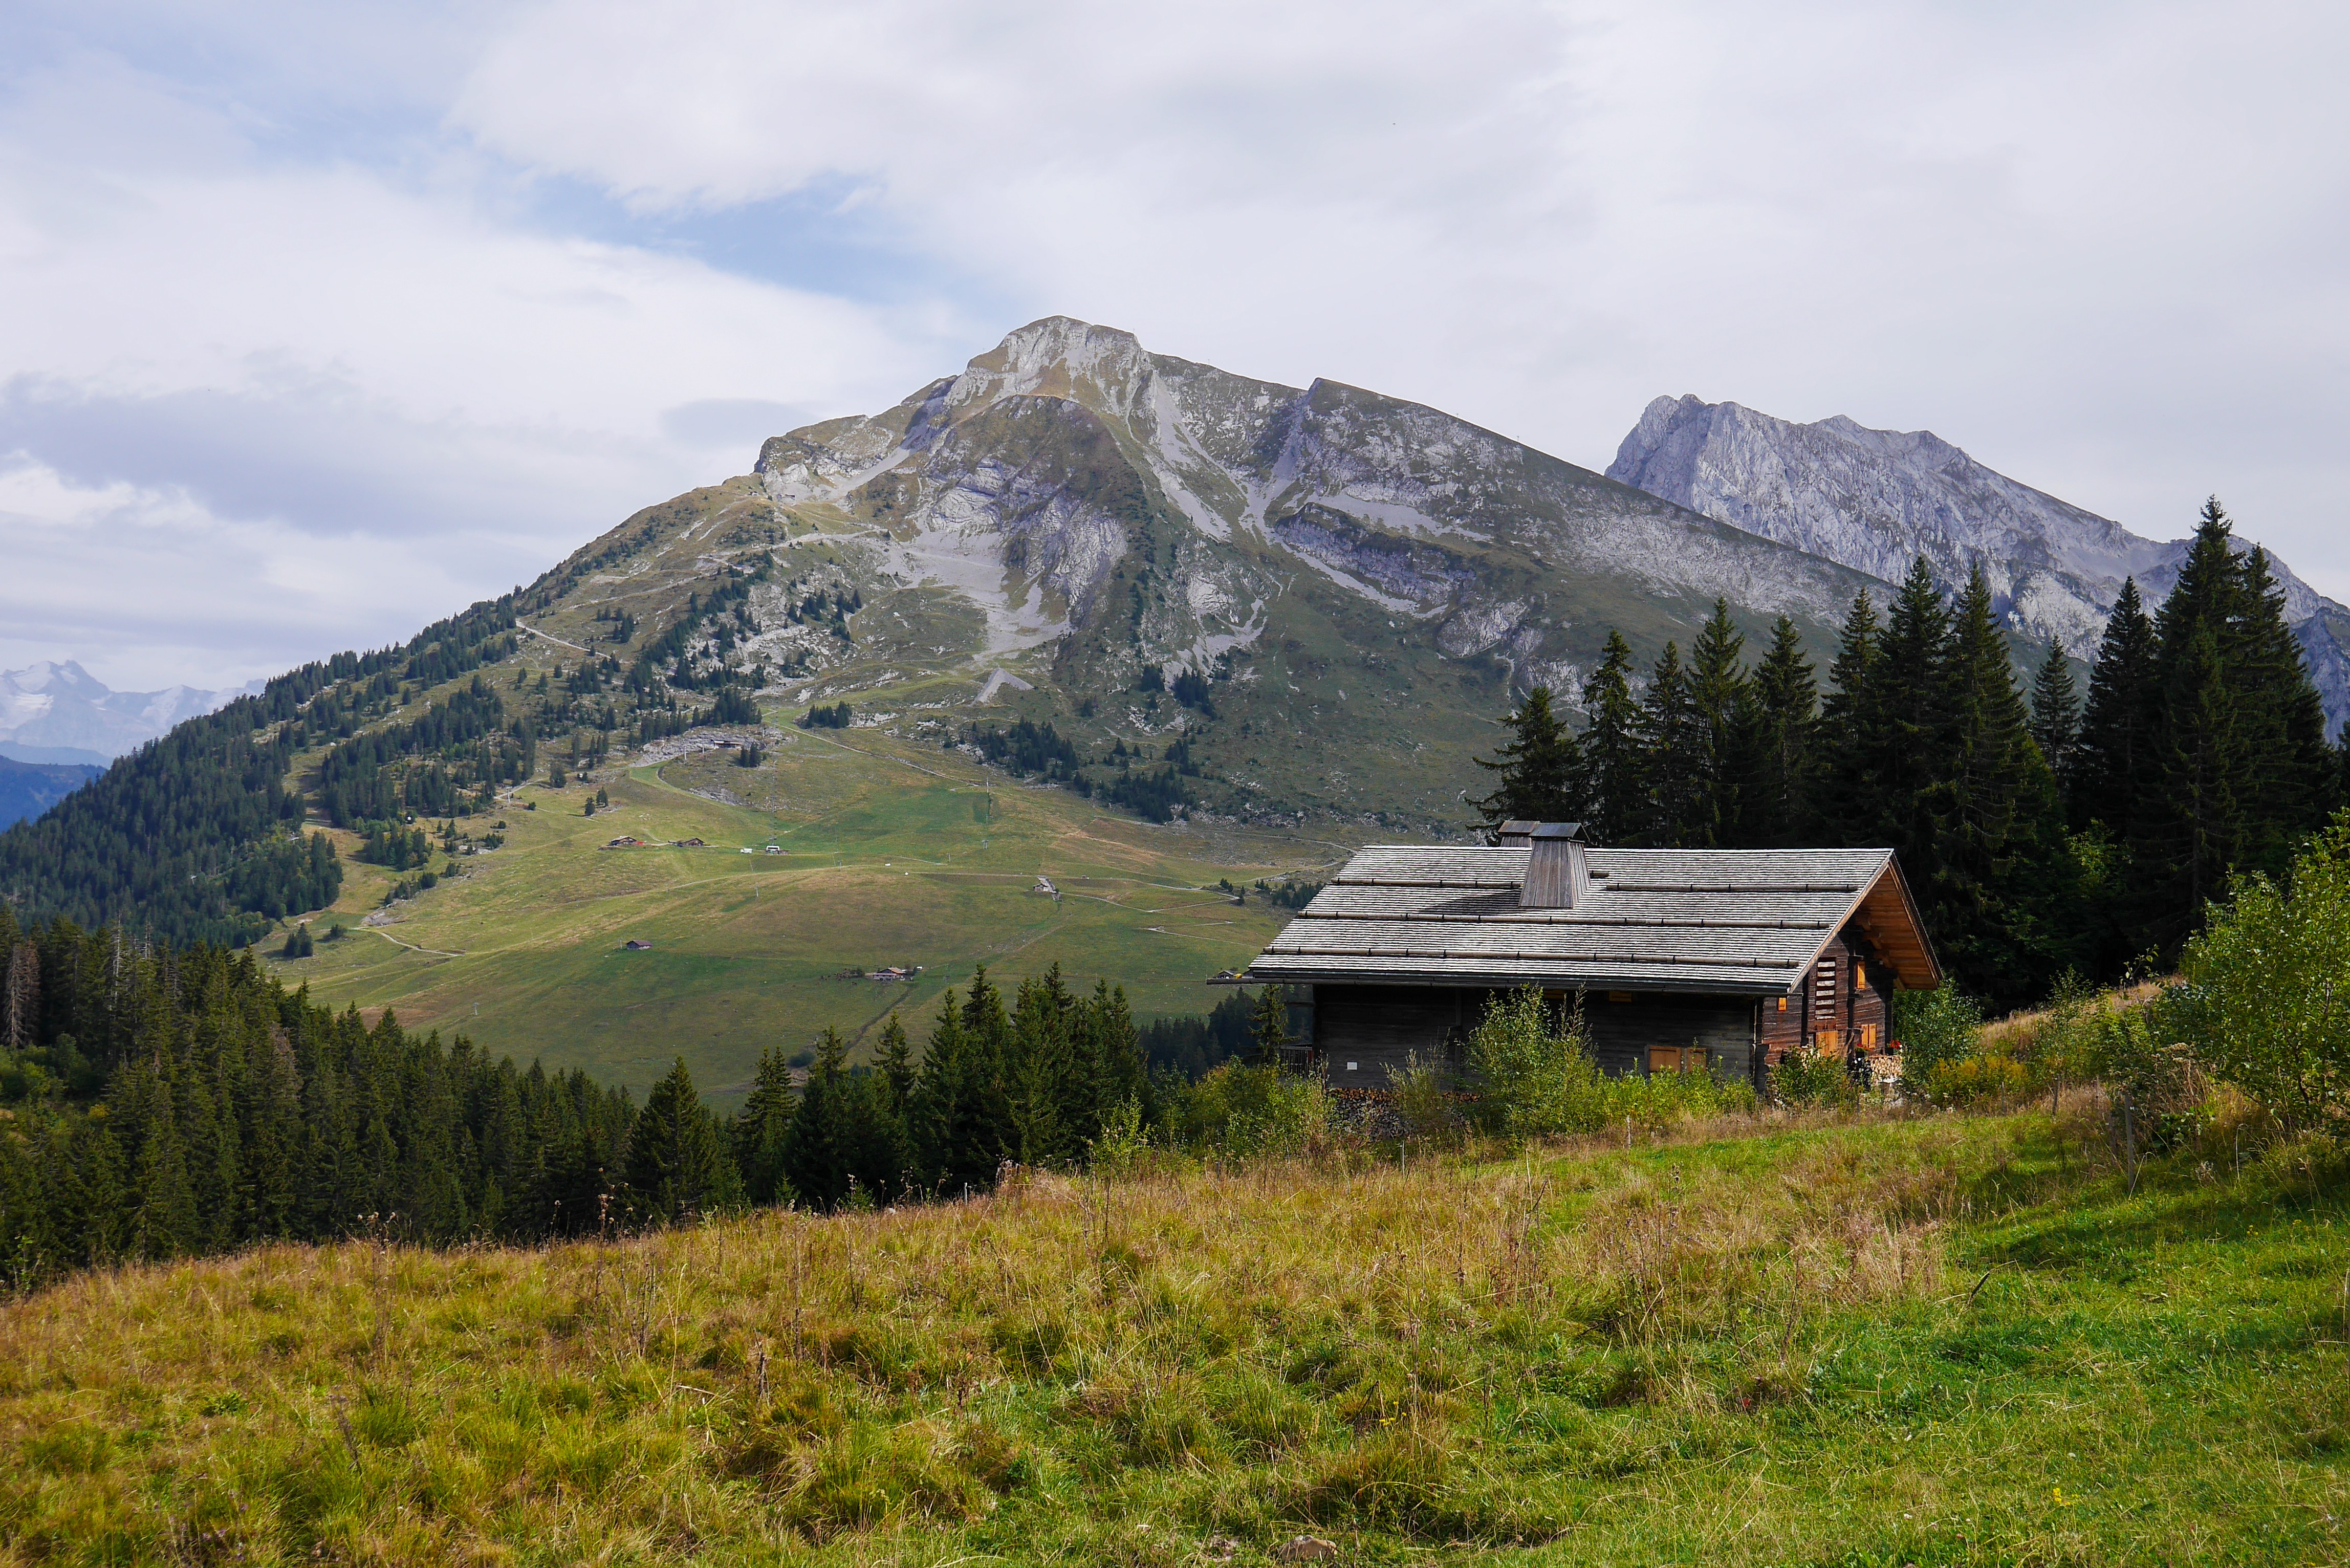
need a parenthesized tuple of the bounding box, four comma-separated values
(1239, 822, 1941, 1088)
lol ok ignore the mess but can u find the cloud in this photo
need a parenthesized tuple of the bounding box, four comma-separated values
(3, 0, 2347, 686)
(453, 0, 2350, 579)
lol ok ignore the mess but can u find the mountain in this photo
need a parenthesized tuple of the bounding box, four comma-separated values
(1606, 396, 2350, 728)
(0, 755, 101, 827)
(725, 316, 1899, 823)
(0, 660, 260, 764)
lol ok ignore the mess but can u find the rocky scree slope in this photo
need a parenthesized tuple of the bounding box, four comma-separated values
(1609, 395, 2350, 728)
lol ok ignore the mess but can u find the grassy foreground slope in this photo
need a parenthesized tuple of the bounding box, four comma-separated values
(278, 722, 1335, 1103)
(4, 1111, 2343, 1565)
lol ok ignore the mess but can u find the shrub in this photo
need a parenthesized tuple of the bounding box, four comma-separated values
(1086, 1098, 1151, 1177)
(1389, 1052, 1464, 1142)
(1164, 1063, 1330, 1159)
(2172, 817, 2350, 1129)
(1892, 985, 1984, 1088)
(1923, 1051, 2029, 1105)
(1772, 1049, 1858, 1108)
(1465, 987, 1754, 1135)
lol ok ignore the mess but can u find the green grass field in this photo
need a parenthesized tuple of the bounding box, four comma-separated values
(2, 1107, 2342, 1564)
(274, 721, 1344, 1103)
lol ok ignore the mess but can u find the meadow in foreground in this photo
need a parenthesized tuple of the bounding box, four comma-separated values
(3, 1104, 2344, 1566)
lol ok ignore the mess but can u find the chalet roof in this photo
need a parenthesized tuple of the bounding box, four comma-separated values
(1246, 844, 1941, 995)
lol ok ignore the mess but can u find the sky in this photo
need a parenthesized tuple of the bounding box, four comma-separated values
(2, 0, 2344, 692)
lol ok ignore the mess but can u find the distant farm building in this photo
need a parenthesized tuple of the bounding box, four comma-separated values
(1239, 822, 1939, 1088)
(621, 939, 655, 951)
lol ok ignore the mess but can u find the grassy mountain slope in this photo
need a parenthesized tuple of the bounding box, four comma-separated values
(4, 1110, 2340, 1564)
(275, 721, 1330, 1104)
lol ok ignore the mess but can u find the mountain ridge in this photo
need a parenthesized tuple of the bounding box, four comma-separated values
(1607, 394, 2350, 726)
(0, 659, 261, 765)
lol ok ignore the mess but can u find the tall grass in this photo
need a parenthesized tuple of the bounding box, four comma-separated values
(0, 1118, 1975, 1564)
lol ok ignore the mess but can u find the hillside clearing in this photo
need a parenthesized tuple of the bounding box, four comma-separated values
(3, 1110, 2343, 1565)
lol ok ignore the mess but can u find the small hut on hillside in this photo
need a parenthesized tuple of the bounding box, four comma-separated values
(1237, 822, 1940, 1088)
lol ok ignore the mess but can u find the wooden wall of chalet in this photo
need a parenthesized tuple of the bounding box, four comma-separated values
(1759, 923, 1892, 1065)
(1581, 993, 1759, 1085)
(1309, 983, 1763, 1088)
(1313, 985, 1493, 1087)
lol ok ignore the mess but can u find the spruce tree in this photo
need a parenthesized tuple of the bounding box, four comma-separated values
(1867, 559, 1956, 872)
(1248, 986, 1292, 1068)
(874, 1015, 916, 1107)
(780, 1029, 852, 1211)
(1685, 599, 1752, 848)
(1471, 686, 1582, 837)
(733, 1045, 798, 1206)
(622, 1057, 724, 1224)
(1743, 616, 1819, 847)
(2131, 503, 2252, 951)
(1641, 642, 1701, 846)
(2231, 542, 2338, 876)
(1005, 974, 1067, 1167)
(1936, 565, 2045, 999)
(2137, 621, 2239, 952)
(2067, 577, 2156, 835)
(1577, 631, 1646, 846)
(1814, 592, 1883, 842)
(2028, 644, 2079, 778)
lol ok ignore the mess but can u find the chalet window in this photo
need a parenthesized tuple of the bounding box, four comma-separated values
(1776, 996, 1788, 1012)
(1607, 991, 1635, 1004)
(1859, 1023, 1879, 1050)
(1814, 1029, 1842, 1058)
(1649, 1046, 1705, 1074)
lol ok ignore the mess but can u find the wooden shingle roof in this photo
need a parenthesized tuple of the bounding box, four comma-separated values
(1247, 844, 1941, 995)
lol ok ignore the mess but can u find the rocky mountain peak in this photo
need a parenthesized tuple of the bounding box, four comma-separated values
(1608, 395, 2350, 726)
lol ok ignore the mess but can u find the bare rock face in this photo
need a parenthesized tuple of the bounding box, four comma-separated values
(755, 318, 1889, 703)
(1608, 395, 2350, 728)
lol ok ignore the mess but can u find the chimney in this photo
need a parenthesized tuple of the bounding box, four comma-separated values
(1496, 820, 1539, 844)
(1518, 822, 1588, 909)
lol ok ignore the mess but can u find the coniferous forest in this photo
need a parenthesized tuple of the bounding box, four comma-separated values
(1473, 502, 2346, 1008)
(0, 894, 1190, 1289)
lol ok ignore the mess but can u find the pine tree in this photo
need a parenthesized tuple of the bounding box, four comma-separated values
(1471, 686, 1582, 837)
(1577, 631, 1646, 846)
(2028, 644, 2079, 779)
(1743, 616, 1819, 847)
